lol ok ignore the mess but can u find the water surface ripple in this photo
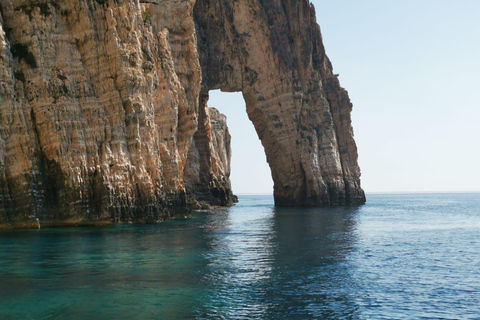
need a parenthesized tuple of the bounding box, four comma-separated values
(1, 194, 479, 319)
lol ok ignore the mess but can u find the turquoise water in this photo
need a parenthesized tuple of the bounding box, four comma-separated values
(1, 194, 480, 319)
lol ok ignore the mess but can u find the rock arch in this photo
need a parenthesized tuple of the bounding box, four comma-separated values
(193, 0, 365, 206)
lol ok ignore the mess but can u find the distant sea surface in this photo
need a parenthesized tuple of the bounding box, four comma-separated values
(1, 194, 480, 319)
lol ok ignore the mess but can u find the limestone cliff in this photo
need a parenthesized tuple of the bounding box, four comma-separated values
(0, 0, 364, 229)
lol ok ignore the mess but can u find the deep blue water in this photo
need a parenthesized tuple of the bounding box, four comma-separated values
(1, 194, 480, 319)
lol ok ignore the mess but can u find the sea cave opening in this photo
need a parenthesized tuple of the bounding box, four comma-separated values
(208, 90, 273, 196)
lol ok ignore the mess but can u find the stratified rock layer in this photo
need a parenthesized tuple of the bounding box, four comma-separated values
(0, 0, 364, 228)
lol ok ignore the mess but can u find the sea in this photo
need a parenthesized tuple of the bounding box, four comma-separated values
(1, 193, 479, 319)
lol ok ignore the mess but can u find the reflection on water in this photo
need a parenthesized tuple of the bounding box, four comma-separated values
(196, 198, 362, 319)
(1, 194, 480, 319)
(198, 205, 276, 319)
(269, 206, 361, 319)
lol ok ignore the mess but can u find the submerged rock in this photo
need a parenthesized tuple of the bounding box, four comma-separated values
(0, 0, 364, 229)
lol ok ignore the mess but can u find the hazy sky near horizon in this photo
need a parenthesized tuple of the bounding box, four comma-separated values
(209, 0, 480, 194)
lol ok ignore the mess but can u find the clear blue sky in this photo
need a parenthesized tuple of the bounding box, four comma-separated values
(210, 0, 480, 194)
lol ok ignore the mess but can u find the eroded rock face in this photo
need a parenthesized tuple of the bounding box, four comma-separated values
(0, 0, 364, 228)
(0, 0, 203, 228)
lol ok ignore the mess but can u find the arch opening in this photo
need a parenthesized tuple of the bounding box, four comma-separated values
(208, 90, 274, 196)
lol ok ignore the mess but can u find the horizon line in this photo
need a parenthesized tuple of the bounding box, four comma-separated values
(235, 191, 480, 196)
